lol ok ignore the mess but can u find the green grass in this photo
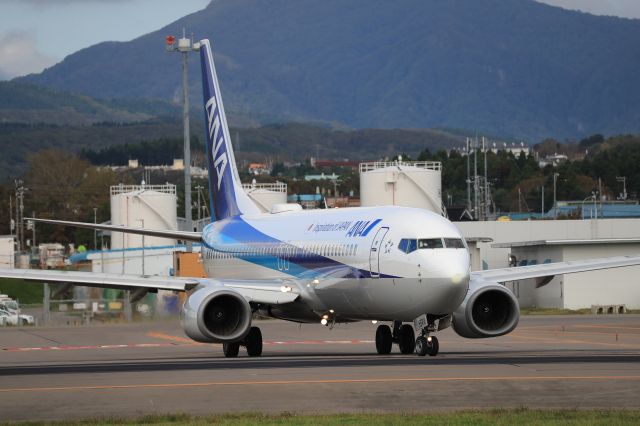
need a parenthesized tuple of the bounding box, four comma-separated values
(5, 410, 640, 425)
(0, 278, 43, 304)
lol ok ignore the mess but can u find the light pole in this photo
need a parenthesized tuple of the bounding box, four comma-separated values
(552, 173, 557, 218)
(166, 30, 200, 252)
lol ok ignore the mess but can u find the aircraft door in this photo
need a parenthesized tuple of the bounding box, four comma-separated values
(369, 227, 389, 278)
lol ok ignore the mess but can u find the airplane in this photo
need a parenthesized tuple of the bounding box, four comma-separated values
(3, 39, 640, 358)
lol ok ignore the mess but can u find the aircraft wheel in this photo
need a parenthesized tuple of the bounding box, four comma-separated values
(415, 336, 428, 356)
(427, 336, 439, 357)
(375, 324, 392, 355)
(245, 326, 263, 357)
(398, 324, 415, 354)
(223, 342, 240, 358)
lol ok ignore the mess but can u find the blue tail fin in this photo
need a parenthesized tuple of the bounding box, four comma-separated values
(199, 39, 260, 221)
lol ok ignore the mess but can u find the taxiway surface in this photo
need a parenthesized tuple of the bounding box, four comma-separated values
(1, 315, 640, 421)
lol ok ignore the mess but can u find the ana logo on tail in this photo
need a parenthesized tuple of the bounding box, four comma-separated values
(205, 95, 229, 189)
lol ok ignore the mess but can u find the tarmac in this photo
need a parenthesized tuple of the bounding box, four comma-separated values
(1, 315, 640, 421)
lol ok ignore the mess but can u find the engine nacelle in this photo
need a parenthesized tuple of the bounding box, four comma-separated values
(181, 285, 252, 343)
(452, 280, 519, 339)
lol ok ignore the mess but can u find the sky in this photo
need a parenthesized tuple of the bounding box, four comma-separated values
(0, 0, 210, 80)
(0, 0, 639, 80)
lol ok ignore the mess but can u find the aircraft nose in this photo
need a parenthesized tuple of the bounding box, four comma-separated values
(432, 252, 469, 281)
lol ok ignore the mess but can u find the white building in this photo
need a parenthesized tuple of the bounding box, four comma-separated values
(492, 239, 640, 310)
(456, 218, 640, 309)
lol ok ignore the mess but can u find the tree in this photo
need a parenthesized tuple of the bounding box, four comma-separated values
(24, 149, 119, 244)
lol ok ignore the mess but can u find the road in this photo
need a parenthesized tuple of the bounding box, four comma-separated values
(1, 315, 640, 421)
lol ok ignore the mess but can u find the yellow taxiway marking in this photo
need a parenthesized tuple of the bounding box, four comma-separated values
(2, 375, 640, 394)
(146, 332, 207, 346)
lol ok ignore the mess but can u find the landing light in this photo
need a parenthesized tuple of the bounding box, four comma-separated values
(312, 279, 320, 284)
(280, 285, 292, 293)
(321, 318, 328, 326)
(329, 309, 334, 314)
(451, 274, 464, 284)
(371, 320, 378, 324)
(427, 336, 433, 343)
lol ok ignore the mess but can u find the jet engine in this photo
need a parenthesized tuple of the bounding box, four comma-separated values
(452, 280, 519, 339)
(181, 285, 252, 343)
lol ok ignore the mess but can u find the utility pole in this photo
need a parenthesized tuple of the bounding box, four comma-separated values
(14, 180, 25, 253)
(93, 207, 98, 250)
(9, 195, 13, 237)
(195, 184, 203, 222)
(167, 29, 199, 252)
(466, 138, 471, 215)
(553, 175, 557, 218)
(483, 137, 489, 220)
(31, 211, 36, 249)
(473, 137, 478, 220)
(541, 186, 545, 217)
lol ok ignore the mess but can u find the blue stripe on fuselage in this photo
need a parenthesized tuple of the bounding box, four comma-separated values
(202, 216, 398, 279)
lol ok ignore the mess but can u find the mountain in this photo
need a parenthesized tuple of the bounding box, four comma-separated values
(0, 81, 156, 125)
(18, 0, 640, 141)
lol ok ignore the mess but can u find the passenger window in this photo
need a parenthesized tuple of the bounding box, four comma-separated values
(443, 238, 465, 249)
(419, 238, 444, 249)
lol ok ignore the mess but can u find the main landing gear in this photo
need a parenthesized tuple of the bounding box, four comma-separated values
(375, 320, 439, 356)
(375, 321, 416, 355)
(223, 326, 263, 358)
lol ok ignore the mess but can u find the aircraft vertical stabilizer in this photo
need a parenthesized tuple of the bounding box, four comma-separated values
(199, 39, 260, 221)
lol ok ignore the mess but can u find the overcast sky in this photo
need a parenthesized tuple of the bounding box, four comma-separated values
(0, 0, 209, 80)
(0, 0, 638, 80)
(537, 0, 640, 19)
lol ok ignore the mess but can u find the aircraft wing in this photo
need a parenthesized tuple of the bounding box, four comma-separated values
(0, 269, 299, 305)
(26, 218, 202, 242)
(474, 255, 640, 283)
(0, 268, 199, 292)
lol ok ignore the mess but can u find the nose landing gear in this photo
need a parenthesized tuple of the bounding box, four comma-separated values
(415, 334, 439, 357)
(415, 316, 440, 356)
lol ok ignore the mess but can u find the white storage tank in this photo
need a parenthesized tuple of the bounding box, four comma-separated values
(360, 161, 444, 215)
(242, 181, 287, 213)
(110, 183, 178, 249)
(0, 236, 14, 269)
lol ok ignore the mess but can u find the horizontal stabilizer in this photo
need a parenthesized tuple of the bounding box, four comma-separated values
(27, 218, 202, 242)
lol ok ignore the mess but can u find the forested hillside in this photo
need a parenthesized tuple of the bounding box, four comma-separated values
(18, 0, 640, 140)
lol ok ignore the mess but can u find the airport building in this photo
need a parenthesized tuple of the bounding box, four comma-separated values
(354, 159, 640, 310)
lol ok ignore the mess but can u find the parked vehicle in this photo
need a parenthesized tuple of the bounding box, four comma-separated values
(0, 309, 34, 326)
(0, 296, 20, 314)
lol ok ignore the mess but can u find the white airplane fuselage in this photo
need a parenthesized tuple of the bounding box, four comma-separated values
(200, 205, 470, 322)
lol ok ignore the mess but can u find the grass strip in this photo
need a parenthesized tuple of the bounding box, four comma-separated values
(4, 409, 640, 425)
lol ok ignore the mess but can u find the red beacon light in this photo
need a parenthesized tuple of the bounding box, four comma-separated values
(166, 35, 175, 45)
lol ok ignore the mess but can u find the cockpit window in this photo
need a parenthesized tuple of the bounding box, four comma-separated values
(418, 238, 444, 249)
(398, 238, 417, 253)
(443, 238, 465, 249)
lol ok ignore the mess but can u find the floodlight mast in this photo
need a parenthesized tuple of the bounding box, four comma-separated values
(166, 29, 200, 252)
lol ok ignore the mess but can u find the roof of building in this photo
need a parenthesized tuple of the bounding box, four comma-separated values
(492, 238, 640, 248)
